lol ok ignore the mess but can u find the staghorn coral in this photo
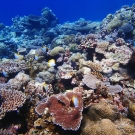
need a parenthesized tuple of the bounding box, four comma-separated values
(87, 100, 119, 121)
(35, 91, 83, 131)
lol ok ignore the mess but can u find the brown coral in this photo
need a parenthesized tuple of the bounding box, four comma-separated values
(82, 119, 121, 135)
(87, 100, 119, 121)
(128, 102, 135, 120)
(115, 118, 135, 135)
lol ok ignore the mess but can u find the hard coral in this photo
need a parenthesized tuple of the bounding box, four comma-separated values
(82, 119, 121, 135)
(35, 91, 83, 131)
(87, 100, 119, 121)
(95, 41, 109, 54)
(82, 74, 102, 89)
(0, 89, 26, 119)
(114, 118, 135, 134)
(0, 60, 28, 75)
(8, 72, 30, 88)
(49, 46, 65, 56)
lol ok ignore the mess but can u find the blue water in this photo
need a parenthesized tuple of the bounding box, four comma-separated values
(0, 0, 135, 26)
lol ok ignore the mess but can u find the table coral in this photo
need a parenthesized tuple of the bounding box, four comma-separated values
(35, 91, 83, 131)
(82, 74, 102, 89)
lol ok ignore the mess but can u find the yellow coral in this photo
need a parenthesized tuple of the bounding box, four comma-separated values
(49, 46, 65, 56)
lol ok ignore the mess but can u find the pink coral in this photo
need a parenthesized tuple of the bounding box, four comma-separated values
(0, 89, 26, 112)
(35, 91, 83, 131)
(0, 60, 28, 74)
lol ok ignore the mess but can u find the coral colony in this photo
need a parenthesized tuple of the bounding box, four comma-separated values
(1, 4, 135, 135)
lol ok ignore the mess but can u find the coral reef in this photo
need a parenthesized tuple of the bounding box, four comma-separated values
(1, 3, 135, 135)
(35, 91, 83, 131)
(0, 89, 26, 119)
(87, 100, 119, 121)
(81, 119, 121, 135)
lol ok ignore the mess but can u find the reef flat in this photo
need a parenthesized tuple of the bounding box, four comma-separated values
(0, 4, 135, 135)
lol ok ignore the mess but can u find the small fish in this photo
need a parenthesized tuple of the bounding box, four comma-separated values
(14, 53, 24, 60)
(48, 59, 56, 67)
(2, 70, 9, 77)
(42, 82, 49, 93)
(42, 45, 48, 53)
(71, 95, 79, 107)
(34, 54, 39, 60)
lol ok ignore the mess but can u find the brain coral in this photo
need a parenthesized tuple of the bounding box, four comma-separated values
(87, 100, 119, 121)
(82, 119, 121, 135)
(49, 46, 65, 56)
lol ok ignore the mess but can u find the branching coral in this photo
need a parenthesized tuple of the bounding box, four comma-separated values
(0, 60, 29, 75)
(95, 41, 109, 54)
(0, 89, 26, 119)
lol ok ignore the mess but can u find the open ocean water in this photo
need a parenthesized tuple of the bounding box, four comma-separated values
(0, 0, 135, 25)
